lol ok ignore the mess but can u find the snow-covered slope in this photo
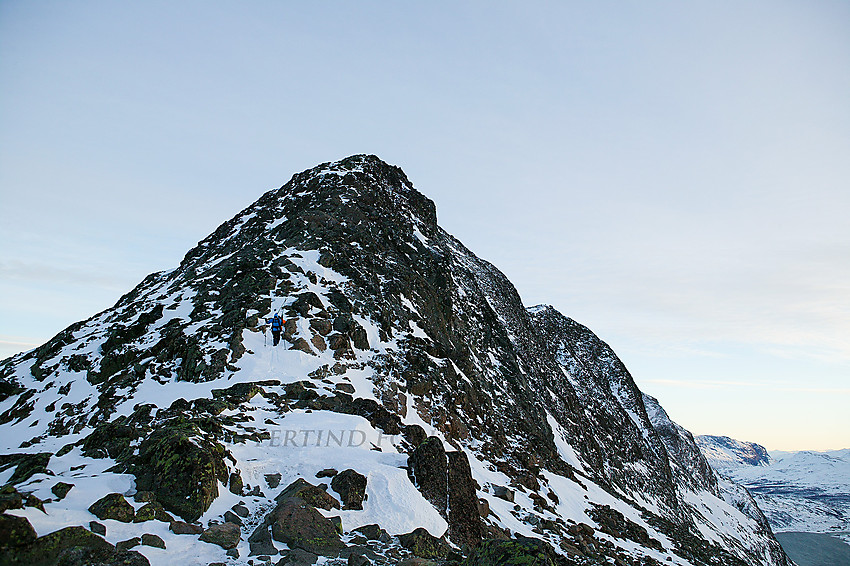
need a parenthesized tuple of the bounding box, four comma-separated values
(699, 436, 850, 535)
(0, 155, 790, 566)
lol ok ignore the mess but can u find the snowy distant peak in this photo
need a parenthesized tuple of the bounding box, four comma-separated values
(696, 435, 771, 469)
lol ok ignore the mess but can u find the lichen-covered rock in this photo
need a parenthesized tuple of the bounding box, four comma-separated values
(463, 537, 568, 566)
(133, 501, 174, 523)
(398, 528, 450, 559)
(131, 421, 229, 522)
(270, 499, 345, 556)
(88, 493, 135, 523)
(199, 522, 241, 549)
(51, 482, 74, 501)
(0, 513, 37, 548)
(330, 469, 367, 510)
(0, 526, 150, 566)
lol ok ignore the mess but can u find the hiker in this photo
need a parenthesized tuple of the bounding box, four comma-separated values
(266, 313, 284, 346)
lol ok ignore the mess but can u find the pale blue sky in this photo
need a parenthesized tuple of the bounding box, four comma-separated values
(1, 1, 848, 450)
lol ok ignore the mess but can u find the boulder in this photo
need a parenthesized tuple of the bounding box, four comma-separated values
(331, 469, 367, 510)
(51, 481, 74, 501)
(277, 548, 320, 565)
(265, 472, 282, 488)
(248, 522, 277, 556)
(89, 521, 106, 536)
(353, 524, 391, 543)
(132, 421, 229, 522)
(398, 528, 450, 559)
(492, 485, 514, 503)
(270, 498, 344, 556)
(116, 537, 141, 550)
(199, 522, 241, 549)
(141, 533, 166, 549)
(170, 520, 204, 534)
(88, 493, 135, 523)
(276, 478, 340, 510)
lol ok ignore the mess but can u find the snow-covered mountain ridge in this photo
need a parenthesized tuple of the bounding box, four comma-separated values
(697, 436, 850, 536)
(0, 155, 790, 566)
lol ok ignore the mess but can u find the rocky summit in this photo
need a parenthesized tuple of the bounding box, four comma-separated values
(0, 155, 791, 566)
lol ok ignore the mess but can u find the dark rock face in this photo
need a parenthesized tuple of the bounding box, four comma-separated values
(331, 469, 367, 510)
(446, 451, 482, 548)
(88, 493, 135, 523)
(408, 437, 481, 548)
(408, 438, 448, 516)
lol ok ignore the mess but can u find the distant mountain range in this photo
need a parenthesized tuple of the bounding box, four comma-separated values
(696, 436, 850, 537)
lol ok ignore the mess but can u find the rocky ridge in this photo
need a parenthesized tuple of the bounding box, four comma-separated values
(0, 155, 790, 566)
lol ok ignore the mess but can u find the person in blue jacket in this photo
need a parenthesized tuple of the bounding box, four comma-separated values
(266, 313, 284, 346)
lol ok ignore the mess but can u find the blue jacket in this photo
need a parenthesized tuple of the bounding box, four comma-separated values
(266, 315, 283, 332)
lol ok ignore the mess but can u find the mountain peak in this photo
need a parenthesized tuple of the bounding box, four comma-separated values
(0, 157, 791, 566)
(276, 154, 437, 228)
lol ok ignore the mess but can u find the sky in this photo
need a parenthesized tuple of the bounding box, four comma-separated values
(1, 1, 848, 451)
